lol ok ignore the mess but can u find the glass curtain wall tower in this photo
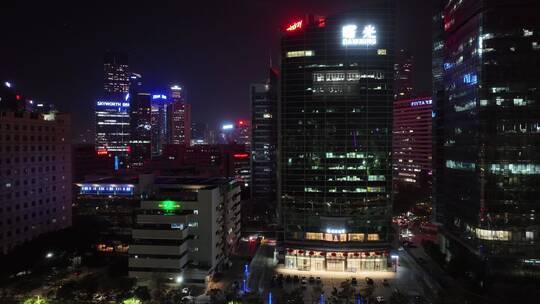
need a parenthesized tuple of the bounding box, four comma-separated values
(435, 0, 540, 275)
(280, 2, 395, 272)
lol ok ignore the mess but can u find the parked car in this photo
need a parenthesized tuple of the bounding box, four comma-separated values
(316, 277, 322, 284)
(285, 275, 292, 283)
(301, 277, 308, 285)
(293, 275, 300, 283)
(351, 277, 358, 285)
(383, 279, 389, 287)
(365, 277, 374, 285)
(309, 276, 315, 284)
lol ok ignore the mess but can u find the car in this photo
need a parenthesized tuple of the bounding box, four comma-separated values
(351, 277, 358, 285)
(277, 273, 284, 281)
(316, 277, 322, 284)
(285, 275, 292, 282)
(301, 277, 307, 285)
(365, 277, 374, 285)
(382, 279, 389, 287)
(376, 296, 385, 303)
(309, 276, 315, 284)
(293, 275, 300, 283)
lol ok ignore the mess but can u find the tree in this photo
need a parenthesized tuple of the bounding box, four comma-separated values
(134, 286, 151, 301)
(22, 296, 49, 304)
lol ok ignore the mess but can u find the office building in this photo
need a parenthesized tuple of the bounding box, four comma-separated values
(235, 120, 250, 148)
(394, 49, 414, 100)
(393, 97, 432, 184)
(219, 120, 251, 147)
(280, 4, 395, 272)
(73, 143, 114, 182)
(75, 176, 139, 254)
(151, 94, 170, 157)
(435, 0, 540, 275)
(129, 176, 241, 285)
(191, 122, 209, 145)
(104, 51, 129, 94)
(251, 68, 279, 214)
(130, 93, 152, 167)
(168, 85, 191, 147)
(0, 109, 72, 254)
(95, 99, 131, 169)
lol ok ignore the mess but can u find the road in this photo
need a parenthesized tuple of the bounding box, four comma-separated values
(247, 243, 276, 293)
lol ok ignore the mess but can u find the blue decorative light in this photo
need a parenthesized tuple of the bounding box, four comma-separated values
(152, 94, 168, 100)
(463, 73, 478, 85)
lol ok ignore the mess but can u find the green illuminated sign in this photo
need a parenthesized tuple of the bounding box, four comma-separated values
(159, 200, 181, 214)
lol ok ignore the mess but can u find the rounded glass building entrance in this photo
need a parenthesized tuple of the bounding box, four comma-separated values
(285, 249, 389, 272)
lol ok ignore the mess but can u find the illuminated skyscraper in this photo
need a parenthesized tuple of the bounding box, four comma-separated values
(394, 49, 414, 100)
(435, 0, 540, 275)
(251, 68, 279, 215)
(95, 99, 131, 168)
(168, 85, 191, 147)
(280, 3, 395, 272)
(393, 97, 432, 184)
(103, 51, 129, 94)
(150, 94, 170, 157)
(130, 93, 152, 167)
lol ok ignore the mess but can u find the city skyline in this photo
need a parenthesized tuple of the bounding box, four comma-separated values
(2, 0, 539, 303)
(0, 0, 432, 138)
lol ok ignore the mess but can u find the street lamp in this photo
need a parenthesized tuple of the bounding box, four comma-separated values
(45, 252, 54, 259)
(175, 275, 184, 284)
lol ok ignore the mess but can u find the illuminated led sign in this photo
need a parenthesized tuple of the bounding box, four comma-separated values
(463, 73, 478, 85)
(159, 200, 181, 213)
(96, 101, 130, 107)
(222, 124, 234, 130)
(286, 20, 303, 32)
(410, 99, 433, 107)
(326, 228, 346, 234)
(342, 24, 377, 46)
(97, 149, 108, 155)
(152, 94, 168, 100)
(79, 184, 134, 196)
(286, 50, 314, 58)
(234, 153, 249, 159)
(170, 85, 182, 91)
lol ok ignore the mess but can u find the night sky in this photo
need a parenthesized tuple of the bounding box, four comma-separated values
(0, 0, 432, 140)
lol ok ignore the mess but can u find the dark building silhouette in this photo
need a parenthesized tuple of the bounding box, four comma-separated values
(251, 68, 279, 217)
(394, 49, 414, 100)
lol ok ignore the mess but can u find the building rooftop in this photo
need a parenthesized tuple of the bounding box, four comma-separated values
(78, 176, 139, 186)
(153, 176, 235, 189)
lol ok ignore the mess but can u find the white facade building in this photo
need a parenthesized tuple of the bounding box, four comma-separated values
(128, 176, 241, 285)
